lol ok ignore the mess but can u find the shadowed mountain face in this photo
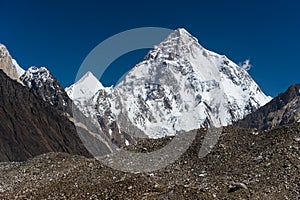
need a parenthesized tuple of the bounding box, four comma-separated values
(235, 84, 300, 130)
(0, 70, 91, 161)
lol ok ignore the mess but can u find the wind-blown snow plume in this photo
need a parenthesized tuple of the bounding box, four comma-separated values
(239, 59, 252, 71)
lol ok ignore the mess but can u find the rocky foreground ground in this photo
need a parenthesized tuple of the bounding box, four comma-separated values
(0, 125, 300, 199)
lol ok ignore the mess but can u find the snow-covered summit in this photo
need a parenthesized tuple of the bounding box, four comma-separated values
(69, 28, 272, 138)
(21, 66, 52, 88)
(20, 66, 70, 109)
(66, 72, 134, 147)
(66, 71, 104, 104)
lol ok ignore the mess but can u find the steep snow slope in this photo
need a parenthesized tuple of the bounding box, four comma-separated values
(12, 59, 25, 77)
(66, 72, 104, 105)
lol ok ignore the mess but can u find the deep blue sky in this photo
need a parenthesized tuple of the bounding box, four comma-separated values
(1, 0, 299, 96)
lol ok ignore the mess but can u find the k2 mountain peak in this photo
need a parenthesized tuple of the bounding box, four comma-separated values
(67, 28, 272, 138)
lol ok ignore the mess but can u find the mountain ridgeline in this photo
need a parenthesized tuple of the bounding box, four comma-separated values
(235, 84, 300, 130)
(0, 69, 91, 161)
(1, 28, 300, 199)
(1, 28, 300, 162)
(0, 44, 114, 161)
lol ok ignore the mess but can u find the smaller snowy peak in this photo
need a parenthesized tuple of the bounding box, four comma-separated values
(66, 71, 104, 102)
(21, 66, 52, 88)
(20, 66, 70, 110)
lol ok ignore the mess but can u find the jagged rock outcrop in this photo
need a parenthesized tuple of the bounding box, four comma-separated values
(236, 84, 300, 130)
(20, 66, 71, 113)
(0, 44, 23, 81)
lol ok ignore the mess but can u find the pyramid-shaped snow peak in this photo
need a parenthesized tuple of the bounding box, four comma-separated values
(70, 28, 272, 138)
(66, 71, 104, 104)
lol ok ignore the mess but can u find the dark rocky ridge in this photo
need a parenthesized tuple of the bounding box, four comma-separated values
(0, 69, 91, 161)
(0, 124, 299, 199)
(235, 84, 300, 130)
